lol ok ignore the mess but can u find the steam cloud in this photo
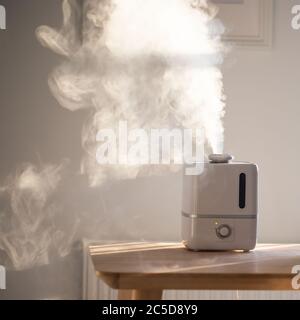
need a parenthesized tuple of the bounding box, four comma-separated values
(0, 0, 226, 271)
(37, 0, 226, 186)
(0, 163, 79, 270)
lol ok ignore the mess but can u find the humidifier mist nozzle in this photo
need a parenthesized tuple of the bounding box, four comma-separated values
(209, 154, 234, 164)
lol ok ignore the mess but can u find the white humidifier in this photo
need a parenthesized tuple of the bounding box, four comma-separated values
(182, 154, 258, 251)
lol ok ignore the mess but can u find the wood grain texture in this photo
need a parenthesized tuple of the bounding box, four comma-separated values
(117, 290, 133, 300)
(131, 289, 163, 300)
(89, 242, 300, 291)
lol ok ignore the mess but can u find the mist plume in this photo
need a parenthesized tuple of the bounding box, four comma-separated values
(37, 0, 226, 186)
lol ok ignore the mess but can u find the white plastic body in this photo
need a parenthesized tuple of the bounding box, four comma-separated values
(182, 161, 258, 251)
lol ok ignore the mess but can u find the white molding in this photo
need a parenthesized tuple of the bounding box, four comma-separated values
(82, 239, 118, 300)
(217, 0, 274, 48)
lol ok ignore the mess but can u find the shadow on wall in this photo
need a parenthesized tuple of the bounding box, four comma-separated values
(0, 0, 181, 299)
(0, 171, 182, 299)
(0, 252, 82, 300)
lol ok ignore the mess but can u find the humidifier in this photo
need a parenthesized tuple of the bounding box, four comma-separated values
(182, 154, 258, 251)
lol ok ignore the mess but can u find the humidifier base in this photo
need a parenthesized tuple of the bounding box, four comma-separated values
(181, 214, 257, 252)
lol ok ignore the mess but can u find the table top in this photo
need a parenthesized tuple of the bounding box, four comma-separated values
(89, 242, 300, 291)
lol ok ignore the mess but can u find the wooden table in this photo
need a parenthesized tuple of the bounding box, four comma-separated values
(89, 242, 300, 300)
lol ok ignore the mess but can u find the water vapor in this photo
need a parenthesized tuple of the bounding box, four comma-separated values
(37, 0, 226, 186)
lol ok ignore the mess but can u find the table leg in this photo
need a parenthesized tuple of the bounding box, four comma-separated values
(131, 289, 163, 300)
(118, 290, 134, 300)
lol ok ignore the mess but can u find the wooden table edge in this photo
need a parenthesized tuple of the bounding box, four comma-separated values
(95, 271, 296, 291)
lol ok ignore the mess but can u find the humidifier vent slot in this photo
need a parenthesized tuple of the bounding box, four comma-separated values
(239, 173, 246, 209)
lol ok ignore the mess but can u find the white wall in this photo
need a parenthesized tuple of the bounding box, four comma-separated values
(223, 0, 300, 243)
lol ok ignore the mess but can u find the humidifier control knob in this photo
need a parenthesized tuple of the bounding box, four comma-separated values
(216, 224, 232, 239)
